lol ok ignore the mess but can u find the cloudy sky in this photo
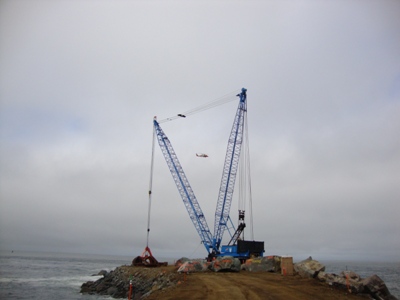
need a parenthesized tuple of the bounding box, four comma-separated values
(1, 0, 399, 262)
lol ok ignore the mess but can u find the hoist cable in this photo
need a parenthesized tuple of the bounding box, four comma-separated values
(189, 241, 204, 258)
(158, 89, 240, 123)
(146, 125, 156, 247)
(238, 109, 254, 240)
(244, 113, 255, 240)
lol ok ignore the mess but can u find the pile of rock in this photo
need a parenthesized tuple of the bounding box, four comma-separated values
(295, 257, 397, 300)
(80, 266, 179, 299)
(81, 256, 397, 300)
(175, 256, 242, 273)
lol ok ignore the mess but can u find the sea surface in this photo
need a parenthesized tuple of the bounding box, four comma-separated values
(0, 251, 138, 300)
(0, 251, 399, 299)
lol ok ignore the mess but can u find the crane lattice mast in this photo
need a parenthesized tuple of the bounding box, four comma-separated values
(213, 88, 247, 251)
(153, 117, 214, 253)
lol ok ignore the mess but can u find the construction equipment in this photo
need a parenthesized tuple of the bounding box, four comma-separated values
(132, 121, 168, 267)
(153, 88, 264, 261)
(132, 246, 167, 267)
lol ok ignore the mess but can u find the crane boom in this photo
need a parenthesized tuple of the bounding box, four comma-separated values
(213, 88, 247, 251)
(153, 117, 214, 253)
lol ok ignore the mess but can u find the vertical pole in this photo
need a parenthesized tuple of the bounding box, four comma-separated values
(346, 273, 351, 293)
(128, 275, 133, 300)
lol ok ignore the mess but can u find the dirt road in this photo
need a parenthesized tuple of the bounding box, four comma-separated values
(146, 269, 365, 300)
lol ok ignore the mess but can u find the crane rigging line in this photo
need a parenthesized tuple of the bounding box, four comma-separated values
(158, 89, 241, 123)
(146, 125, 156, 248)
(238, 108, 254, 241)
(244, 114, 254, 240)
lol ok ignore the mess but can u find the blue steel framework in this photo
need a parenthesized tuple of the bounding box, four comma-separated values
(213, 88, 247, 251)
(153, 88, 256, 257)
(153, 118, 214, 253)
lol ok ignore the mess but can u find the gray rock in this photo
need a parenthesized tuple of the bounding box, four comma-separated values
(107, 286, 118, 296)
(241, 256, 281, 272)
(177, 260, 208, 273)
(333, 271, 364, 294)
(340, 271, 361, 281)
(294, 257, 325, 278)
(318, 270, 397, 299)
(317, 271, 336, 283)
(97, 270, 108, 277)
(209, 256, 241, 272)
(174, 257, 190, 267)
(361, 274, 397, 300)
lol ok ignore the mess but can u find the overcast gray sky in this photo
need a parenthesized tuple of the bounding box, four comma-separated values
(1, 0, 399, 262)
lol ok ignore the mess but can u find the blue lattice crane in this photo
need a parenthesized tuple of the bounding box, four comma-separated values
(153, 88, 264, 261)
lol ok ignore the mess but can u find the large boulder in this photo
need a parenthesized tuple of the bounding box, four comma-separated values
(317, 271, 364, 294)
(340, 271, 361, 281)
(361, 274, 398, 300)
(294, 256, 325, 278)
(209, 256, 241, 272)
(317, 271, 337, 283)
(174, 257, 190, 269)
(177, 260, 209, 273)
(242, 256, 281, 272)
(317, 271, 397, 299)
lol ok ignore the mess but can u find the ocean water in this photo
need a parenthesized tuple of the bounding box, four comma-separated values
(0, 251, 135, 300)
(0, 252, 399, 299)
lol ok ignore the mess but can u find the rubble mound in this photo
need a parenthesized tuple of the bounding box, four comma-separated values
(81, 256, 398, 300)
(294, 257, 397, 300)
(81, 265, 179, 299)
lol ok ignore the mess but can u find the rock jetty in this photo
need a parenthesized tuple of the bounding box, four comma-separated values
(294, 257, 397, 300)
(81, 265, 179, 299)
(81, 256, 398, 300)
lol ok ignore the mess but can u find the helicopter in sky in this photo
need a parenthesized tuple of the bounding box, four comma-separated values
(196, 153, 208, 158)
